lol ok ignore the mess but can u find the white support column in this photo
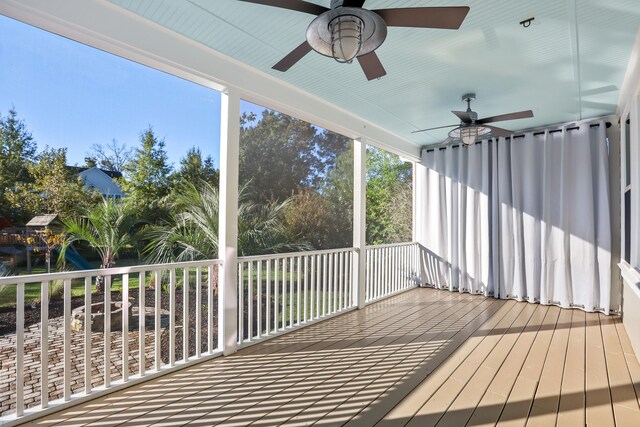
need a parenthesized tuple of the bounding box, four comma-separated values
(353, 138, 367, 309)
(412, 161, 418, 243)
(218, 87, 240, 356)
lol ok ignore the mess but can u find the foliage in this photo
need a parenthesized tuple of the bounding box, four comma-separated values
(172, 147, 219, 189)
(239, 110, 350, 203)
(283, 191, 341, 249)
(86, 139, 132, 172)
(20, 228, 66, 273)
(6, 147, 98, 221)
(61, 198, 138, 291)
(0, 108, 37, 218)
(366, 147, 413, 244)
(144, 180, 309, 263)
(120, 127, 172, 223)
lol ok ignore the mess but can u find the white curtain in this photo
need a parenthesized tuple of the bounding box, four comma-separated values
(419, 141, 497, 296)
(417, 120, 612, 313)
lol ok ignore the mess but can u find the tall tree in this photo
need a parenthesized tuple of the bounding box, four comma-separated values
(120, 127, 172, 223)
(365, 147, 413, 244)
(6, 147, 97, 221)
(0, 108, 37, 216)
(87, 139, 132, 172)
(239, 110, 350, 203)
(172, 147, 219, 188)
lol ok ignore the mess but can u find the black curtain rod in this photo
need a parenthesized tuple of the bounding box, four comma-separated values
(425, 121, 611, 153)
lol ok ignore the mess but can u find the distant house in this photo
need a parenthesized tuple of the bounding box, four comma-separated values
(76, 167, 124, 199)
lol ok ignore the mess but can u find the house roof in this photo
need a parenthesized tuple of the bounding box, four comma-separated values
(77, 167, 124, 196)
(26, 214, 61, 227)
(67, 166, 123, 179)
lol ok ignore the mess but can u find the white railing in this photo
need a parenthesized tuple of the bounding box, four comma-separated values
(365, 242, 421, 303)
(0, 243, 421, 425)
(0, 259, 221, 426)
(237, 247, 356, 345)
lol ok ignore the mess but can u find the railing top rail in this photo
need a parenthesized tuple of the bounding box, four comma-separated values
(365, 241, 418, 250)
(238, 247, 356, 262)
(0, 258, 222, 285)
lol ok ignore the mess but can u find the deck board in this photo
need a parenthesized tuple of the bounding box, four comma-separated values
(28, 288, 640, 427)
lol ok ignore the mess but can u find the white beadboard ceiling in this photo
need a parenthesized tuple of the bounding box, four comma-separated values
(108, 0, 640, 145)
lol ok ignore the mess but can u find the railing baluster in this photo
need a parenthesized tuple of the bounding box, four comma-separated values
(266, 260, 271, 335)
(365, 249, 370, 302)
(16, 282, 24, 416)
(339, 251, 344, 310)
(376, 248, 381, 299)
(303, 256, 308, 323)
(322, 254, 327, 316)
(139, 272, 145, 377)
(296, 256, 301, 325)
(208, 265, 214, 352)
(64, 278, 72, 398)
(183, 268, 189, 361)
(289, 257, 294, 328)
(397, 246, 401, 291)
(169, 269, 175, 367)
(257, 260, 262, 338)
(83, 276, 92, 392)
(274, 259, 279, 333)
(333, 252, 338, 312)
(310, 255, 315, 321)
(154, 271, 161, 372)
(248, 261, 253, 340)
(42, 280, 49, 407)
(238, 262, 243, 343)
(196, 267, 202, 357)
(317, 254, 321, 317)
(282, 258, 287, 330)
(104, 275, 111, 388)
(123, 273, 130, 380)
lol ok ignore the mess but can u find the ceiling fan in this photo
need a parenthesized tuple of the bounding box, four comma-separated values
(238, 0, 470, 80)
(413, 94, 534, 145)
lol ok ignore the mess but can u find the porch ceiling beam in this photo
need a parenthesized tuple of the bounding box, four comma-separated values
(0, 0, 421, 161)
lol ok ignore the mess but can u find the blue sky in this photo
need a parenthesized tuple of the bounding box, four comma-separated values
(0, 15, 266, 169)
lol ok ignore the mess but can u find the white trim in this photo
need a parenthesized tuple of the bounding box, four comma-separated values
(0, 0, 420, 161)
(618, 28, 640, 117)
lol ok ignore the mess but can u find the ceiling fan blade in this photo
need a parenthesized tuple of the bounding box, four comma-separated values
(372, 7, 470, 29)
(342, 0, 366, 7)
(477, 110, 534, 124)
(485, 125, 512, 137)
(357, 51, 387, 80)
(238, 0, 329, 15)
(451, 110, 472, 123)
(272, 41, 313, 72)
(412, 124, 459, 134)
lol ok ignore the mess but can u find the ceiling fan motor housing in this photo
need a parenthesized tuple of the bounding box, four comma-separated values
(306, 7, 387, 58)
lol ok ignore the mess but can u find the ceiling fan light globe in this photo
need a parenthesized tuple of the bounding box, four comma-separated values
(330, 15, 364, 63)
(461, 133, 476, 145)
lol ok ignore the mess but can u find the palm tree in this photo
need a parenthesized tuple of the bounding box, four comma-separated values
(144, 180, 309, 264)
(61, 197, 138, 292)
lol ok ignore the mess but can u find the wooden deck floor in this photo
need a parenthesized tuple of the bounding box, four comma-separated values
(29, 288, 640, 426)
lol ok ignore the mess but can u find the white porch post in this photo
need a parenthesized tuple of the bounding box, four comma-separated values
(218, 87, 240, 355)
(353, 138, 367, 309)
(412, 161, 418, 242)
